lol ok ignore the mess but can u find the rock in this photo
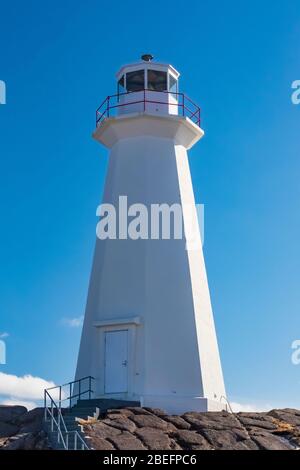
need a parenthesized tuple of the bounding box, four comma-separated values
(101, 416, 136, 433)
(124, 407, 152, 415)
(164, 415, 191, 430)
(3, 433, 37, 450)
(108, 431, 146, 450)
(288, 433, 300, 448)
(85, 407, 300, 450)
(0, 405, 27, 423)
(135, 427, 177, 450)
(144, 408, 167, 417)
(232, 440, 259, 450)
(88, 437, 116, 450)
(267, 409, 300, 427)
(182, 411, 242, 431)
(15, 407, 44, 426)
(85, 421, 122, 439)
(106, 408, 134, 417)
(14, 407, 44, 434)
(173, 430, 212, 450)
(2, 430, 49, 450)
(249, 429, 293, 450)
(129, 413, 176, 432)
(237, 415, 277, 430)
(0, 422, 19, 438)
(0, 437, 8, 448)
(200, 428, 255, 450)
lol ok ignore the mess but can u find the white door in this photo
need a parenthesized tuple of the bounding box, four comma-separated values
(104, 330, 128, 394)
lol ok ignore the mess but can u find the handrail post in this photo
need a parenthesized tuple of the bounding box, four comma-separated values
(59, 385, 62, 411)
(75, 432, 77, 450)
(143, 89, 146, 112)
(51, 402, 54, 431)
(58, 405, 61, 440)
(69, 383, 72, 409)
(44, 390, 47, 421)
(182, 94, 185, 117)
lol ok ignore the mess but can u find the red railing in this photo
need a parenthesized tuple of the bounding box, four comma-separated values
(96, 90, 201, 128)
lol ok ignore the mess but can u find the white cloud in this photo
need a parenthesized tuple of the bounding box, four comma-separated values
(1, 398, 37, 410)
(231, 402, 273, 413)
(0, 332, 9, 338)
(0, 372, 60, 401)
(61, 316, 83, 328)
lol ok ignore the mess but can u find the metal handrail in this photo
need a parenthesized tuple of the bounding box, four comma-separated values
(46, 375, 93, 392)
(44, 390, 69, 449)
(95, 89, 201, 128)
(44, 376, 94, 450)
(220, 395, 234, 414)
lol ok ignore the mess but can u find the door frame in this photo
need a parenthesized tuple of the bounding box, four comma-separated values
(93, 317, 141, 398)
(104, 329, 129, 394)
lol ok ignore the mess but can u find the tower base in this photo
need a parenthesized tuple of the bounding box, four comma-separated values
(140, 395, 227, 414)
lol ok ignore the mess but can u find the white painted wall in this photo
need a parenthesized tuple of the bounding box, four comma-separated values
(75, 112, 226, 413)
(118, 90, 178, 116)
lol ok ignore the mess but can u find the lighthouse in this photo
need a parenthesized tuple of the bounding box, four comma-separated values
(75, 56, 226, 413)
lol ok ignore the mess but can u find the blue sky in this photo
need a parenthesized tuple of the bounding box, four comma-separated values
(0, 0, 300, 410)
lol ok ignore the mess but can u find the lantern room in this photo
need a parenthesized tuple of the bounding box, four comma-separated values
(95, 56, 201, 132)
(115, 55, 180, 116)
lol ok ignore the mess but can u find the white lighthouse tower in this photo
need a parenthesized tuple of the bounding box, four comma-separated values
(75, 56, 226, 413)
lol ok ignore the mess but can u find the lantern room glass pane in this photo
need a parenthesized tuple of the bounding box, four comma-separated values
(147, 70, 167, 91)
(118, 75, 125, 94)
(126, 70, 145, 92)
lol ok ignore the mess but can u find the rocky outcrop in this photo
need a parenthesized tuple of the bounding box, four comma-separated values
(0, 406, 49, 450)
(82, 407, 300, 451)
(1, 404, 300, 450)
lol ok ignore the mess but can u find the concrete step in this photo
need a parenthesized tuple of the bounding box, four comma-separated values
(46, 426, 81, 435)
(76, 398, 140, 409)
(48, 431, 88, 450)
(76, 398, 139, 404)
(66, 410, 96, 418)
(68, 407, 98, 413)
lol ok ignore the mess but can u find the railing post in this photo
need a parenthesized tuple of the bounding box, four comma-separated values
(182, 94, 185, 117)
(44, 391, 47, 421)
(51, 402, 54, 431)
(75, 432, 77, 451)
(66, 433, 69, 450)
(143, 89, 146, 112)
(59, 386, 62, 411)
(69, 383, 72, 409)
